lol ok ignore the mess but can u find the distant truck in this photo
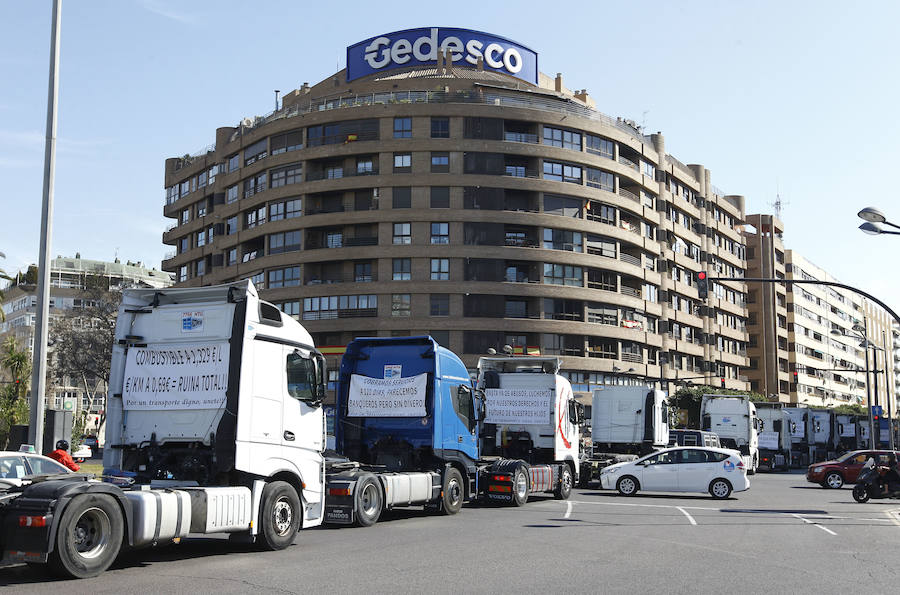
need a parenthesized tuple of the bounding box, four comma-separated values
(783, 407, 811, 467)
(323, 339, 581, 526)
(809, 409, 835, 463)
(755, 404, 791, 471)
(834, 414, 861, 454)
(580, 386, 669, 484)
(0, 281, 328, 578)
(700, 395, 760, 474)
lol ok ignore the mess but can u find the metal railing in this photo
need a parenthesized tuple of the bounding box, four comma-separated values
(618, 155, 639, 171)
(619, 253, 641, 267)
(504, 131, 538, 143)
(619, 187, 639, 202)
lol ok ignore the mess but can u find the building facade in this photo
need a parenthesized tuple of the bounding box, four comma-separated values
(0, 255, 173, 416)
(161, 28, 751, 398)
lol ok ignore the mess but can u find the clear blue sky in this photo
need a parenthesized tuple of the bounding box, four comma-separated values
(2, 0, 899, 312)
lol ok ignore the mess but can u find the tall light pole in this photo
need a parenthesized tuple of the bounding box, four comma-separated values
(29, 0, 62, 448)
(833, 322, 878, 448)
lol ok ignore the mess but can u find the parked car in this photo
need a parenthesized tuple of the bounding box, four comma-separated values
(806, 449, 900, 489)
(0, 451, 72, 487)
(600, 446, 749, 499)
(72, 443, 93, 463)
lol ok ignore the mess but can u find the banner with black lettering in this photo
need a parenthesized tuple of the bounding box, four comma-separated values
(122, 342, 230, 410)
(484, 389, 552, 425)
(347, 373, 427, 417)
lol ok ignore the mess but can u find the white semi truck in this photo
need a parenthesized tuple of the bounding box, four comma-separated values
(0, 281, 327, 578)
(581, 386, 669, 484)
(700, 394, 760, 474)
(755, 404, 791, 471)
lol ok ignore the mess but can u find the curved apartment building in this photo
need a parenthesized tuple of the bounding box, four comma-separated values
(161, 28, 750, 396)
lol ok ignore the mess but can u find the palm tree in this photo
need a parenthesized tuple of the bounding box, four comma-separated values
(1, 336, 31, 398)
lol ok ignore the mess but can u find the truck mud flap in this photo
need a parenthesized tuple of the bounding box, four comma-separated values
(324, 504, 355, 525)
(478, 460, 520, 503)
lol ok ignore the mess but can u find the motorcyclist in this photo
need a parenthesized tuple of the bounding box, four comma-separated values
(46, 439, 80, 472)
(878, 453, 900, 495)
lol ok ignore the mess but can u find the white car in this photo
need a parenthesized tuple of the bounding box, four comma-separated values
(600, 446, 750, 499)
(0, 451, 72, 488)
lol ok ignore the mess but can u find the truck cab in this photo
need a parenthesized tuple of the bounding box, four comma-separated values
(700, 395, 760, 474)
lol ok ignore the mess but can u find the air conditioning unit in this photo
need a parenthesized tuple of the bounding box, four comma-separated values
(240, 117, 253, 127)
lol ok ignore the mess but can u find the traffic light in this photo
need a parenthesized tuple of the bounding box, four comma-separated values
(696, 271, 708, 300)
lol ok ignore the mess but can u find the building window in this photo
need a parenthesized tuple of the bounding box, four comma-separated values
(430, 187, 450, 208)
(543, 161, 581, 184)
(181, 209, 190, 224)
(249, 271, 264, 287)
(269, 203, 284, 221)
(179, 180, 190, 197)
(430, 294, 449, 316)
(286, 198, 302, 218)
(431, 258, 449, 280)
(392, 187, 411, 209)
(543, 127, 581, 150)
(245, 206, 266, 229)
(431, 151, 450, 173)
(326, 231, 343, 248)
(392, 294, 411, 317)
(244, 172, 267, 198)
(196, 259, 206, 277)
(325, 164, 343, 179)
(197, 230, 206, 247)
(393, 153, 411, 173)
(271, 130, 302, 155)
(394, 117, 412, 138)
(269, 231, 301, 255)
(303, 294, 377, 320)
(392, 258, 411, 281)
(393, 223, 411, 244)
(227, 248, 237, 266)
(179, 237, 189, 253)
(270, 163, 302, 188)
(586, 135, 614, 159)
(178, 265, 188, 282)
(280, 301, 301, 320)
(268, 266, 301, 289)
(244, 139, 268, 166)
(586, 168, 614, 191)
(227, 153, 240, 172)
(226, 184, 239, 204)
(431, 117, 449, 138)
(354, 262, 373, 282)
(543, 228, 582, 251)
(431, 222, 449, 244)
(543, 264, 583, 286)
(356, 157, 375, 174)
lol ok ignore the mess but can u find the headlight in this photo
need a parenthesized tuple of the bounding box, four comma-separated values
(602, 467, 620, 475)
(813, 467, 824, 473)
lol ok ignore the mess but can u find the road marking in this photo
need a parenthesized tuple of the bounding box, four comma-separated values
(676, 507, 697, 526)
(792, 513, 837, 536)
(886, 508, 900, 527)
(568, 500, 717, 511)
(565, 501, 573, 519)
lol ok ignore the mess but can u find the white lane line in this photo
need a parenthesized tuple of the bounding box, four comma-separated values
(887, 508, 900, 527)
(565, 500, 573, 519)
(792, 513, 837, 536)
(676, 506, 697, 526)
(568, 500, 717, 511)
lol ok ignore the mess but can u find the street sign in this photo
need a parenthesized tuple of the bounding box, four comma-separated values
(871, 405, 883, 418)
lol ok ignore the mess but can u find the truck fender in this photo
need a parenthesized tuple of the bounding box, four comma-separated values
(266, 471, 307, 526)
(17, 478, 134, 552)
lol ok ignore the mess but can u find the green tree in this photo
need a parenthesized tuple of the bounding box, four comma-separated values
(0, 336, 31, 448)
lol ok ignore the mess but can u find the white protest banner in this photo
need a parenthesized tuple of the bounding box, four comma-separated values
(484, 389, 552, 425)
(347, 373, 427, 417)
(758, 431, 780, 450)
(123, 342, 230, 410)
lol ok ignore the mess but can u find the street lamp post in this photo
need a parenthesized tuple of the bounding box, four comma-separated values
(858, 207, 900, 236)
(832, 322, 878, 448)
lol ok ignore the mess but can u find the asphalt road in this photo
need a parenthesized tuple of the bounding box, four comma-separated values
(3, 471, 899, 594)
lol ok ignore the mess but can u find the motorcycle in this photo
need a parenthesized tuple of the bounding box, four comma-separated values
(852, 458, 900, 503)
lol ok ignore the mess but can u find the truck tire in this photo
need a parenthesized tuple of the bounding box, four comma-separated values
(441, 468, 464, 515)
(554, 465, 573, 500)
(511, 465, 529, 507)
(258, 481, 301, 550)
(354, 474, 383, 527)
(48, 493, 124, 579)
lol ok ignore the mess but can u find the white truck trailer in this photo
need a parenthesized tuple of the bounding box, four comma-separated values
(581, 386, 669, 484)
(0, 281, 327, 578)
(700, 394, 760, 474)
(755, 404, 791, 471)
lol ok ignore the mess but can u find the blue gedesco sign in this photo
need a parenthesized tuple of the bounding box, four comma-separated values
(346, 27, 538, 84)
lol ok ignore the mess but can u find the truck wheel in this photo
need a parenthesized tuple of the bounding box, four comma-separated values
(824, 472, 844, 489)
(616, 476, 639, 496)
(441, 468, 464, 515)
(48, 493, 124, 579)
(511, 465, 529, 507)
(554, 465, 573, 500)
(709, 478, 732, 500)
(354, 475, 383, 527)
(258, 481, 301, 550)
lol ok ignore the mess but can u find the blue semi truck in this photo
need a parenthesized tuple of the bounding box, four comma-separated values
(324, 336, 583, 525)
